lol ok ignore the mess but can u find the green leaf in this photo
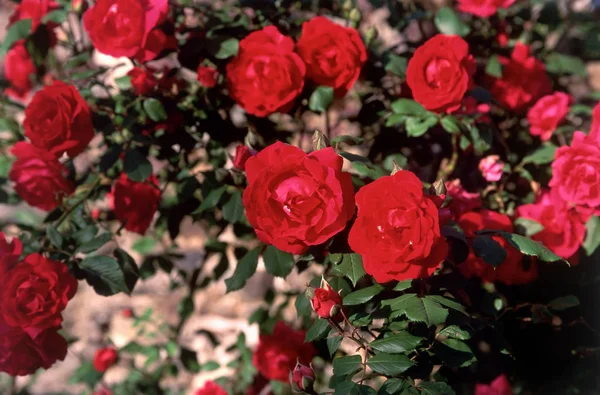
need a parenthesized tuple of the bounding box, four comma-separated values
(385, 54, 408, 78)
(132, 237, 156, 255)
(393, 280, 412, 291)
(114, 248, 140, 294)
(123, 150, 153, 182)
(309, 86, 335, 113)
(180, 348, 201, 373)
(327, 332, 343, 357)
(522, 144, 557, 165)
(367, 353, 414, 376)
(333, 355, 362, 376)
(305, 318, 330, 342)
(472, 234, 507, 268)
(79, 255, 131, 296)
(196, 186, 227, 213)
(514, 217, 545, 237)
(0, 19, 32, 56)
(391, 99, 428, 115)
(486, 55, 503, 78)
(76, 233, 113, 254)
(438, 325, 471, 340)
(333, 253, 367, 286)
(405, 116, 438, 137)
(499, 232, 566, 263)
(545, 53, 587, 77)
(548, 295, 580, 311)
(370, 332, 423, 353)
(434, 7, 470, 37)
(69, 361, 103, 387)
(343, 284, 384, 306)
(263, 245, 295, 278)
(382, 294, 449, 326)
(419, 382, 456, 395)
(426, 295, 467, 314)
(215, 38, 239, 59)
(222, 191, 244, 223)
(379, 379, 419, 395)
(224, 247, 260, 292)
(583, 216, 600, 256)
(114, 75, 132, 90)
(143, 98, 168, 122)
(0, 118, 20, 134)
(46, 226, 63, 249)
(440, 116, 461, 134)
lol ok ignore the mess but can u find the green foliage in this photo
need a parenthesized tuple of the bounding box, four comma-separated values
(0, 19, 32, 56)
(263, 245, 295, 278)
(434, 7, 470, 36)
(224, 247, 261, 292)
(309, 86, 335, 113)
(331, 253, 367, 286)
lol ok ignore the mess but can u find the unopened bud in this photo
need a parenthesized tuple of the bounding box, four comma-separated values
(365, 27, 378, 46)
(349, 8, 361, 23)
(290, 362, 315, 393)
(391, 160, 403, 175)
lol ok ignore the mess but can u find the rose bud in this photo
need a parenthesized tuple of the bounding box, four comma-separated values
(122, 308, 134, 318)
(479, 155, 504, 182)
(93, 347, 119, 372)
(290, 361, 316, 393)
(309, 281, 342, 320)
(232, 145, 254, 171)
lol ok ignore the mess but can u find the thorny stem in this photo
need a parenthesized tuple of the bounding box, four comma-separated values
(437, 134, 459, 180)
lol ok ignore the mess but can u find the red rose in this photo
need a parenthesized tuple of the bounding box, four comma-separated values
(0, 319, 68, 376)
(550, 131, 600, 209)
(487, 43, 551, 112)
(232, 145, 253, 171)
(475, 374, 513, 395)
(24, 80, 94, 158)
(0, 233, 22, 277)
(348, 170, 448, 283)
(1, 254, 77, 336)
(515, 190, 587, 260)
(252, 321, 316, 382)
(290, 362, 315, 392)
(296, 16, 367, 97)
(83, 0, 168, 58)
(135, 28, 177, 63)
(9, 142, 75, 211)
(458, 210, 538, 285)
(310, 282, 342, 319)
(93, 347, 119, 372)
(194, 381, 228, 395)
(92, 389, 113, 395)
(9, 0, 59, 44)
(4, 42, 36, 100)
(406, 34, 475, 113)
(127, 67, 158, 96)
(527, 92, 571, 141)
(243, 142, 355, 254)
(112, 173, 161, 235)
(457, 0, 515, 18)
(197, 65, 219, 88)
(226, 26, 306, 117)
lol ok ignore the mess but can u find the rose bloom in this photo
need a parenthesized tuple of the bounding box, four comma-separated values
(243, 142, 355, 254)
(9, 142, 75, 211)
(135, 28, 177, 63)
(0, 319, 68, 376)
(348, 170, 448, 283)
(1, 254, 77, 334)
(127, 67, 158, 96)
(296, 16, 367, 97)
(197, 65, 219, 88)
(487, 43, 551, 112)
(458, 210, 538, 285)
(24, 80, 94, 158)
(112, 173, 161, 235)
(475, 374, 513, 395)
(527, 92, 571, 141)
(0, 232, 23, 278)
(232, 145, 253, 171)
(194, 381, 227, 395)
(226, 26, 306, 117)
(515, 190, 587, 260)
(4, 42, 36, 100)
(406, 34, 476, 113)
(311, 283, 342, 319)
(550, 130, 600, 209)
(445, 179, 482, 219)
(479, 155, 504, 182)
(457, 0, 515, 18)
(252, 321, 316, 382)
(83, 0, 168, 58)
(93, 347, 119, 372)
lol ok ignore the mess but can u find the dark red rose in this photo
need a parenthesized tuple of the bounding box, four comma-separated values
(83, 0, 168, 58)
(290, 362, 315, 392)
(445, 179, 482, 219)
(135, 28, 177, 63)
(527, 92, 571, 141)
(4, 41, 36, 100)
(24, 80, 94, 158)
(406, 34, 475, 113)
(348, 170, 448, 283)
(0, 254, 77, 336)
(243, 142, 355, 254)
(475, 374, 513, 395)
(252, 321, 316, 382)
(197, 65, 219, 88)
(93, 347, 119, 372)
(194, 381, 228, 395)
(457, 0, 515, 18)
(516, 191, 587, 260)
(310, 282, 342, 319)
(0, 319, 68, 376)
(296, 16, 367, 97)
(458, 210, 538, 285)
(550, 131, 600, 209)
(9, 142, 75, 211)
(127, 67, 158, 96)
(232, 145, 253, 171)
(226, 26, 305, 117)
(487, 43, 551, 112)
(0, 233, 22, 277)
(112, 173, 161, 235)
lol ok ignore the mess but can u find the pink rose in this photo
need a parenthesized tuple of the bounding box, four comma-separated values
(527, 92, 571, 141)
(479, 155, 504, 182)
